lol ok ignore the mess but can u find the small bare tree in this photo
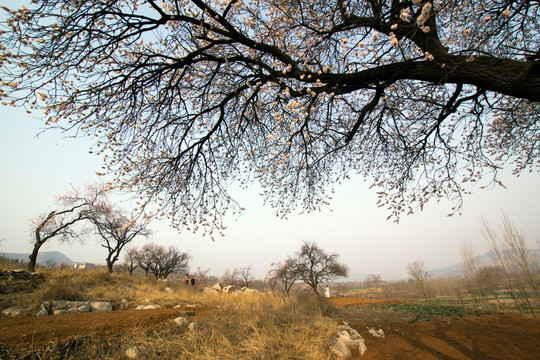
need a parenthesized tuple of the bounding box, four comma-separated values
(238, 266, 254, 288)
(406, 260, 430, 300)
(123, 247, 140, 276)
(480, 213, 539, 316)
(273, 258, 299, 295)
(193, 266, 211, 286)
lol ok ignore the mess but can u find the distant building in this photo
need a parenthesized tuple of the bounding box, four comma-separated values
(73, 262, 96, 270)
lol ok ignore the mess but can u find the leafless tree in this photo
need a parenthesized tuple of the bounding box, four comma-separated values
(365, 273, 382, 289)
(1, 1, 538, 235)
(27, 184, 107, 272)
(480, 213, 539, 316)
(220, 268, 241, 286)
(238, 265, 254, 288)
(290, 241, 349, 296)
(89, 202, 151, 273)
(137, 243, 191, 279)
(193, 266, 211, 286)
(274, 258, 300, 295)
(406, 259, 430, 300)
(123, 246, 140, 276)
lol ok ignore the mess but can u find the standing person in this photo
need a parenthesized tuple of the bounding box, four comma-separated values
(325, 285, 330, 298)
(190, 276, 196, 286)
(185, 273, 190, 285)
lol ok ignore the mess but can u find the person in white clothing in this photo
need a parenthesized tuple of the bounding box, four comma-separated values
(325, 285, 330, 298)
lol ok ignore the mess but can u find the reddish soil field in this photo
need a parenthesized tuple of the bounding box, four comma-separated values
(330, 297, 540, 360)
(0, 299, 539, 359)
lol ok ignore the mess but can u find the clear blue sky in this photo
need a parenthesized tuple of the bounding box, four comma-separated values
(2, 102, 539, 280)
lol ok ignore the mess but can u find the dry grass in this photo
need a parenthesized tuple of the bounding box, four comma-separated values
(1, 269, 338, 359)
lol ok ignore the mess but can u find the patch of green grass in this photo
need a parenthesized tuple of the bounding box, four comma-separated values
(374, 302, 491, 322)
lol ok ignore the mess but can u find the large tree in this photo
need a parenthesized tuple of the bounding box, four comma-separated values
(291, 241, 349, 296)
(1, 1, 539, 234)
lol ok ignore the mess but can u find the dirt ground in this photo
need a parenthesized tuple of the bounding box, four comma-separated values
(1, 299, 539, 359)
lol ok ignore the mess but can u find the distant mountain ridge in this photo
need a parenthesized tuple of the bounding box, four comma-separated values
(430, 248, 540, 279)
(0, 251, 75, 266)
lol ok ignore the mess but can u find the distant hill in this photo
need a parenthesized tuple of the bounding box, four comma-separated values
(0, 251, 75, 266)
(430, 248, 540, 279)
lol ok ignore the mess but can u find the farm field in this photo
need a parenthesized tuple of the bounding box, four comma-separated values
(1, 294, 539, 359)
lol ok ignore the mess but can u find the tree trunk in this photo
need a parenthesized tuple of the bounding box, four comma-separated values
(28, 242, 43, 272)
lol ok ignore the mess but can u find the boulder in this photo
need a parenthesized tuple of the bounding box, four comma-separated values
(329, 338, 351, 360)
(188, 322, 200, 331)
(136, 304, 161, 310)
(2, 308, 23, 317)
(211, 283, 222, 292)
(367, 327, 385, 338)
(222, 285, 236, 294)
(174, 317, 190, 328)
(330, 323, 367, 359)
(126, 345, 148, 359)
(36, 303, 49, 317)
(90, 302, 112, 312)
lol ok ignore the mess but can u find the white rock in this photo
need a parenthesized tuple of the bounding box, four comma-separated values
(36, 304, 49, 317)
(188, 322, 200, 331)
(2, 308, 23, 317)
(136, 304, 161, 310)
(174, 317, 190, 328)
(222, 285, 236, 294)
(368, 327, 385, 338)
(90, 301, 112, 312)
(329, 338, 352, 360)
(126, 345, 148, 359)
(211, 283, 222, 292)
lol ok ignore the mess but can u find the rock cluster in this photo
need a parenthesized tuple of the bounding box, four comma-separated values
(203, 283, 260, 295)
(0, 269, 42, 292)
(329, 322, 367, 359)
(2, 300, 113, 317)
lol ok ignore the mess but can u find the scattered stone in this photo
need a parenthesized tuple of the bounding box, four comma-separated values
(2, 308, 23, 317)
(164, 287, 172, 293)
(329, 323, 367, 359)
(329, 337, 351, 359)
(136, 304, 161, 310)
(367, 327, 385, 338)
(174, 317, 190, 328)
(222, 285, 236, 294)
(90, 301, 113, 312)
(188, 322, 200, 331)
(36, 303, 49, 317)
(126, 345, 148, 359)
(120, 299, 130, 310)
(211, 283, 222, 292)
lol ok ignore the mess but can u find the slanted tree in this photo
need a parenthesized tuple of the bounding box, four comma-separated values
(28, 184, 107, 272)
(88, 203, 151, 273)
(1, 1, 539, 235)
(291, 241, 349, 296)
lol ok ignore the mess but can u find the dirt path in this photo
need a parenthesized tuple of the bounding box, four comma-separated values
(0, 306, 205, 347)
